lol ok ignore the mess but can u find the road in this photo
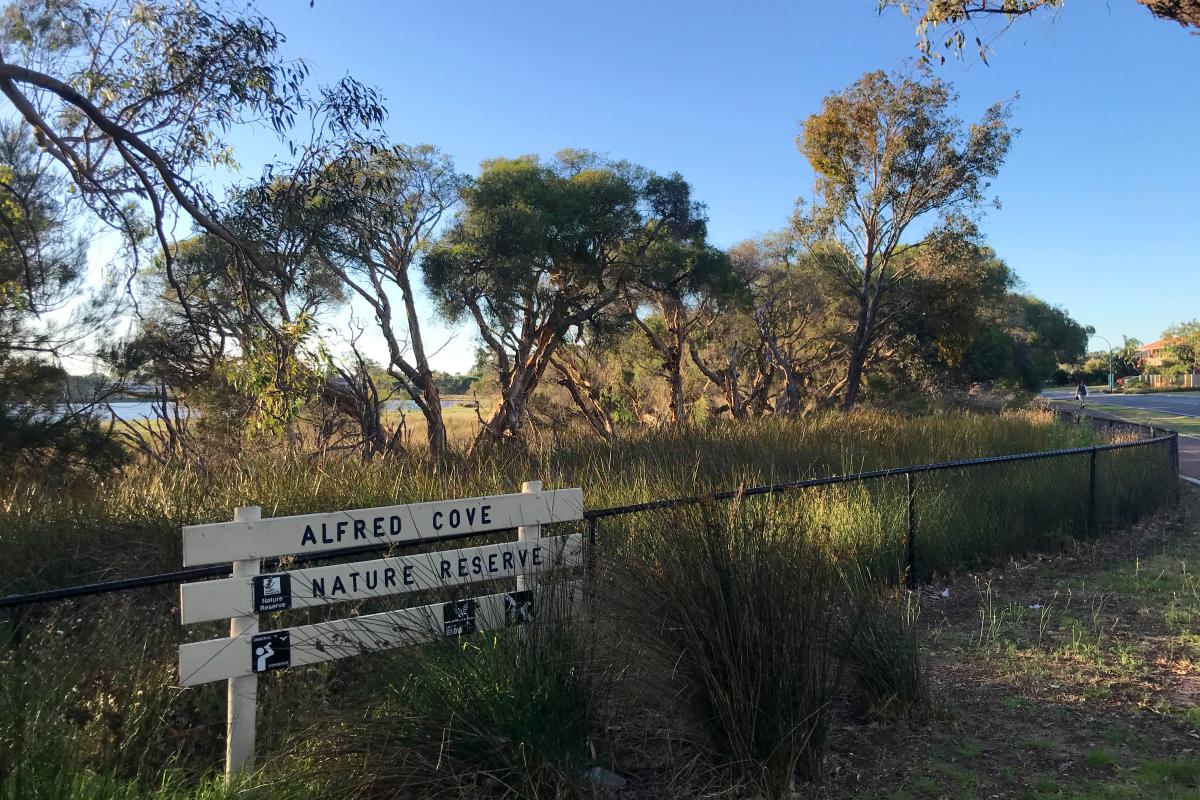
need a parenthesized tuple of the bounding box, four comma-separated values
(1043, 388, 1200, 417)
(1044, 389, 1200, 481)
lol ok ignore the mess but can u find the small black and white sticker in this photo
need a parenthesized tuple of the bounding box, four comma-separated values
(252, 573, 292, 613)
(505, 590, 535, 626)
(250, 631, 291, 673)
(442, 599, 477, 637)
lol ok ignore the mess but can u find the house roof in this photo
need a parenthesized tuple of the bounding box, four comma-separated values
(1138, 336, 1182, 353)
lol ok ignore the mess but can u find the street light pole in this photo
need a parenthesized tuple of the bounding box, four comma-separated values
(1090, 333, 1115, 392)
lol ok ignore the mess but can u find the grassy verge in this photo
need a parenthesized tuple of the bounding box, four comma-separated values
(822, 485, 1200, 799)
(1121, 386, 1200, 395)
(1086, 403, 1200, 437)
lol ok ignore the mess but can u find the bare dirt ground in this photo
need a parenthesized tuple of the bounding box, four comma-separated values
(820, 485, 1200, 799)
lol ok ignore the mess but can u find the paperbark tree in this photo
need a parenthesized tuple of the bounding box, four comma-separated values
(729, 235, 842, 416)
(423, 151, 693, 451)
(623, 174, 738, 427)
(795, 69, 1013, 411)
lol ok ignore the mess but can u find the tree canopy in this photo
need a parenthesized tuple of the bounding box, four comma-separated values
(878, 0, 1200, 62)
(424, 151, 727, 448)
(795, 69, 1014, 409)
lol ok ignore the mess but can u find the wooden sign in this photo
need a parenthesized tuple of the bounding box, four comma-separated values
(179, 585, 579, 686)
(180, 533, 582, 623)
(176, 481, 583, 781)
(181, 488, 584, 566)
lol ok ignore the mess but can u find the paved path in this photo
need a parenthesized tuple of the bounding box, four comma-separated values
(1044, 390, 1200, 481)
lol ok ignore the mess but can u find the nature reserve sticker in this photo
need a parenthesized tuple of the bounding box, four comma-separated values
(250, 631, 291, 673)
(442, 599, 476, 636)
(252, 573, 292, 613)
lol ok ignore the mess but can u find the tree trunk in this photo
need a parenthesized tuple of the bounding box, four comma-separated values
(840, 345, 867, 411)
(470, 329, 560, 453)
(419, 371, 447, 455)
(840, 293, 872, 412)
(552, 354, 618, 440)
(667, 348, 686, 427)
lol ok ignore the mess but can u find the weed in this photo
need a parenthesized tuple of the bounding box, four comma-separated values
(1086, 747, 1117, 769)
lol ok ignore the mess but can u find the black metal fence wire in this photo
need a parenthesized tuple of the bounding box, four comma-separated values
(0, 419, 1180, 611)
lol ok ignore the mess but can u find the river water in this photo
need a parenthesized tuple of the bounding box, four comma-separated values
(79, 399, 465, 421)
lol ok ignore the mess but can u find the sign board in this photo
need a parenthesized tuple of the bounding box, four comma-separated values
(251, 631, 290, 673)
(505, 589, 535, 625)
(179, 584, 580, 687)
(180, 534, 582, 624)
(252, 574, 292, 613)
(176, 481, 584, 779)
(442, 599, 476, 636)
(181, 488, 584, 566)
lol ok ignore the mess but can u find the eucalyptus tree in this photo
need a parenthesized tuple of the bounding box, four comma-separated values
(0, 122, 119, 470)
(0, 0, 384, 349)
(423, 150, 702, 450)
(622, 173, 740, 427)
(878, 0, 1199, 62)
(321, 143, 466, 456)
(795, 69, 1013, 411)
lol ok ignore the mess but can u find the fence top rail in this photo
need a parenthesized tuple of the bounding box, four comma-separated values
(0, 431, 1176, 610)
(584, 432, 1175, 519)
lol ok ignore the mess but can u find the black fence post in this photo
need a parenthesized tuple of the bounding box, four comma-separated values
(1088, 448, 1098, 534)
(586, 517, 598, 581)
(1171, 433, 1181, 506)
(905, 471, 917, 589)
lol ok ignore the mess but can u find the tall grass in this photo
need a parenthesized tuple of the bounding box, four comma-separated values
(305, 582, 605, 799)
(0, 409, 1176, 798)
(1, 408, 1101, 594)
(600, 501, 847, 797)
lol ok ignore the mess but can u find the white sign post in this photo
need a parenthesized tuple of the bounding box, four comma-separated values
(177, 484, 584, 780)
(516, 480, 541, 594)
(226, 505, 260, 779)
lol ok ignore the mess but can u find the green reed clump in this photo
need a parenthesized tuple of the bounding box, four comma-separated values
(604, 500, 845, 798)
(309, 584, 604, 799)
(837, 582, 926, 718)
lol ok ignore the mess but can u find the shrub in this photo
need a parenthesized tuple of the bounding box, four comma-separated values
(838, 582, 926, 717)
(313, 583, 605, 799)
(607, 500, 844, 798)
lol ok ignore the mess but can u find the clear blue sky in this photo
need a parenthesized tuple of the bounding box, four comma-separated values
(240, 0, 1198, 371)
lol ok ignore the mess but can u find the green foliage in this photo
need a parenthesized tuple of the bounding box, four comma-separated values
(0, 356, 123, 475)
(608, 502, 844, 796)
(1162, 320, 1200, 373)
(795, 68, 1014, 409)
(425, 150, 728, 445)
(0, 123, 122, 474)
(431, 370, 477, 395)
(965, 295, 1089, 391)
(316, 589, 602, 799)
